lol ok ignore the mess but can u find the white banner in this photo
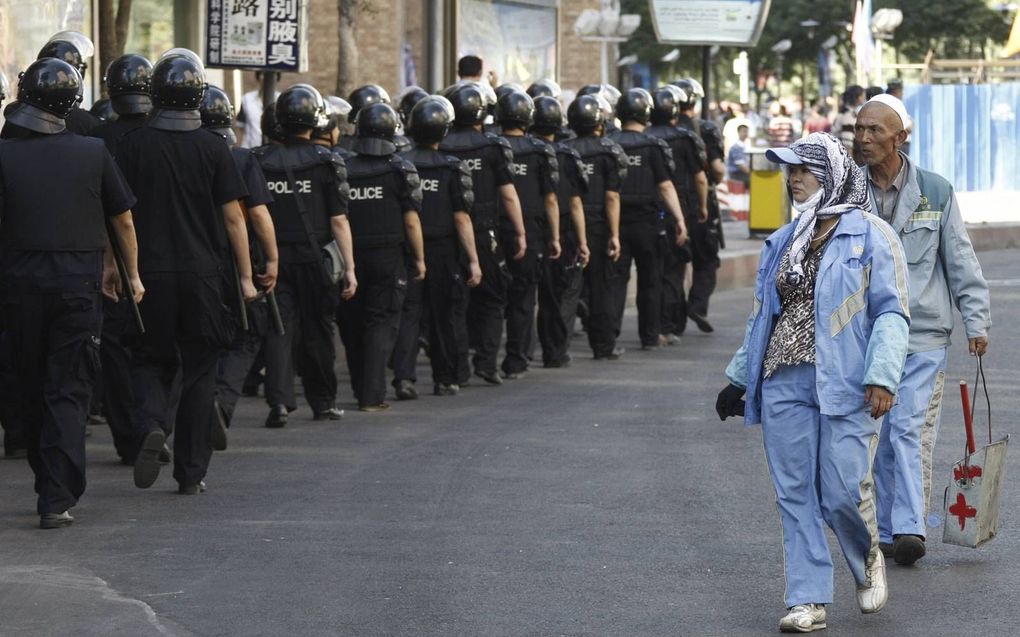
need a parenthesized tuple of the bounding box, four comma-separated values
(648, 0, 772, 47)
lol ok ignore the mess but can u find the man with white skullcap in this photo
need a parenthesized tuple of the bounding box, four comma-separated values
(856, 93, 991, 567)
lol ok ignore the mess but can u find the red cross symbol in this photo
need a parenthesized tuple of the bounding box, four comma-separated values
(954, 464, 983, 482)
(948, 492, 978, 531)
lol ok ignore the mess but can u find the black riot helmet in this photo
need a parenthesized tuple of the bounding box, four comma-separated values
(615, 88, 653, 125)
(105, 53, 153, 115)
(150, 54, 206, 110)
(408, 95, 454, 146)
(200, 85, 236, 144)
(6, 57, 83, 134)
(567, 94, 605, 136)
(315, 95, 350, 140)
(276, 83, 327, 132)
(650, 85, 688, 126)
(347, 84, 391, 123)
(397, 86, 430, 125)
(90, 98, 117, 122)
(38, 40, 87, 75)
(671, 78, 702, 109)
(527, 79, 561, 100)
(530, 96, 563, 136)
(495, 89, 533, 130)
(352, 102, 399, 156)
(449, 83, 487, 127)
(261, 102, 285, 144)
(496, 83, 524, 102)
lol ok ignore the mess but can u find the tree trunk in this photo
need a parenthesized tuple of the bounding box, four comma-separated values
(337, 0, 360, 97)
(98, 0, 117, 95)
(115, 0, 134, 59)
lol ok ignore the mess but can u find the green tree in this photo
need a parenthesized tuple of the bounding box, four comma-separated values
(874, 0, 1012, 60)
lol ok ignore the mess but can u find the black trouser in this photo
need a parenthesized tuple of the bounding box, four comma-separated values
(101, 296, 147, 462)
(468, 227, 508, 377)
(391, 256, 424, 386)
(660, 223, 691, 336)
(538, 230, 584, 365)
(264, 261, 338, 413)
(686, 218, 721, 318)
(429, 238, 470, 386)
(336, 246, 407, 407)
(130, 273, 229, 487)
(0, 330, 26, 455)
(613, 216, 664, 347)
(216, 300, 269, 424)
(2, 287, 100, 514)
(501, 222, 542, 376)
(583, 226, 617, 357)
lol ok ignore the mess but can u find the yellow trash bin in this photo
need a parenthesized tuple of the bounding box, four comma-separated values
(748, 149, 790, 236)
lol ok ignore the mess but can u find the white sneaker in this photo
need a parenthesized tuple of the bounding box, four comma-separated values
(779, 604, 827, 633)
(857, 551, 888, 613)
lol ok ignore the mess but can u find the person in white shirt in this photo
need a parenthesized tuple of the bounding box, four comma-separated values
(235, 71, 281, 148)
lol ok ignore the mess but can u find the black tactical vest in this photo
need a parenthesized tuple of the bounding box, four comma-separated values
(402, 147, 474, 241)
(505, 134, 558, 230)
(608, 129, 673, 221)
(554, 143, 588, 234)
(0, 135, 108, 250)
(564, 135, 628, 232)
(440, 127, 512, 230)
(345, 154, 414, 248)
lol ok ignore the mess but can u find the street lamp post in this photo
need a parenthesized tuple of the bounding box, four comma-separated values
(574, 0, 641, 86)
(871, 8, 903, 85)
(772, 39, 792, 101)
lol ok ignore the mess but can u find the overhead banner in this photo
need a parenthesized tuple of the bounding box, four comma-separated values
(206, 0, 309, 72)
(648, 0, 772, 47)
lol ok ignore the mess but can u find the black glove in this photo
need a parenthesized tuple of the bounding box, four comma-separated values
(716, 383, 746, 421)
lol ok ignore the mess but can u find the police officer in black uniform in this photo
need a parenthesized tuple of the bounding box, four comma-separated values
(254, 84, 353, 427)
(578, 84, 622, 136)
(336, 103, 424, 412)
(0, 58, 141, 528)
(563, 95, 627, 360)
(90, 98, 117, 121)
(531, 96, 589, 368)
(394, 96, 481, 396)
(439, 84, 526, 386)
(1, 32, 101, 138)
(313, 96, 352, 150)
(645, 85, 709, 344)
(337, 84, 391, 152)
(88, 53, 159, 465)
(201, 85, 280, 443)
(673, 78, 723, 333)
(608, 88, 688, 350)
(116, 52, 255, 495)
(495, 89, 560, 379)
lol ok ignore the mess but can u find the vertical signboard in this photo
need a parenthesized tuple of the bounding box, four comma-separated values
(207, 0, 309, 72)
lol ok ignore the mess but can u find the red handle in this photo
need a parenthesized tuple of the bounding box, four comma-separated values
(960, 380, 977, 455)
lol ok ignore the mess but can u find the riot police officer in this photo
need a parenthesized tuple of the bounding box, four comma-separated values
(495, 89, 560, 379)
(337, 84, 391, 152)
(201, 85, 280, 443)
(563, 95, 627, 360)
(645, 85, 709, 344)
(531, 96, 589, 368)
(578, 84, 622, 135)
(608, 88, 688, 350)
(89, 53, 158, 465)
(674, 77, 723, 333)
(394, 96, 482, 396)
(254, 84, 354, 427)
(335, 103, 424, 411)
(313, 96, 352, 150)
(439, 84, 526, 386)
(0, 58, 141, 527)
(115, 52, 255, 495)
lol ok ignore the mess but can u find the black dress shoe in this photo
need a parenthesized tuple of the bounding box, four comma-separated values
(177, 480, 207, 495)
(434, 383, 459, 396)
(3, 447, 27, 460)
(158, 444, 172, 465)
(688, 311, 714, 333)
(500, 370, 526, 380)
(134, 430, 166, 489)
(210, 400, 228, 451)
(394, 380, 418, 400)
(893, 534, 926, 565)
(594, 347, 625, 361)
(543, 356, 571, 369)
(474, 370, 503, 386)
(879, 542, 895, 558)
(313, 407, 345, 421)
(40, 511, 74, 529)
(265, 405, 288, 428)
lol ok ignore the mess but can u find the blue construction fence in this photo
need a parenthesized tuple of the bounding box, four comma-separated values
(904, 83, 1020, 192)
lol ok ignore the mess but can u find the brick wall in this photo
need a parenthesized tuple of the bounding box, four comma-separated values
(558, 0, 607, 94)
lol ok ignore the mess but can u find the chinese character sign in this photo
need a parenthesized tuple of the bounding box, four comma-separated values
(206, 0, 307, 72)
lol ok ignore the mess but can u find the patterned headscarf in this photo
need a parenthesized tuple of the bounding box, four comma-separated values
(781, 132, 871, 283)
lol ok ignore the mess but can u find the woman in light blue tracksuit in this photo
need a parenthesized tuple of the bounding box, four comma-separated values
(715, 133, 910, 633)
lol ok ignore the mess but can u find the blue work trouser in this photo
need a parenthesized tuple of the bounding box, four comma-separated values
(874, 347, 948, 543)
(761, 363, 881, 607)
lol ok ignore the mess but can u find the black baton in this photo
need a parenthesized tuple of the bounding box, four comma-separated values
(105, 220, 144, 334)
(266, 288, 285, 335)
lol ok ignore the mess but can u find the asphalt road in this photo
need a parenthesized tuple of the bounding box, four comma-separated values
(1, 249, 1018, 637)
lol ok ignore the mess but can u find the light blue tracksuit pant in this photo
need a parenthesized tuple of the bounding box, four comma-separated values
(761, 363, 882, 607)
(874, 347, 948, 543)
